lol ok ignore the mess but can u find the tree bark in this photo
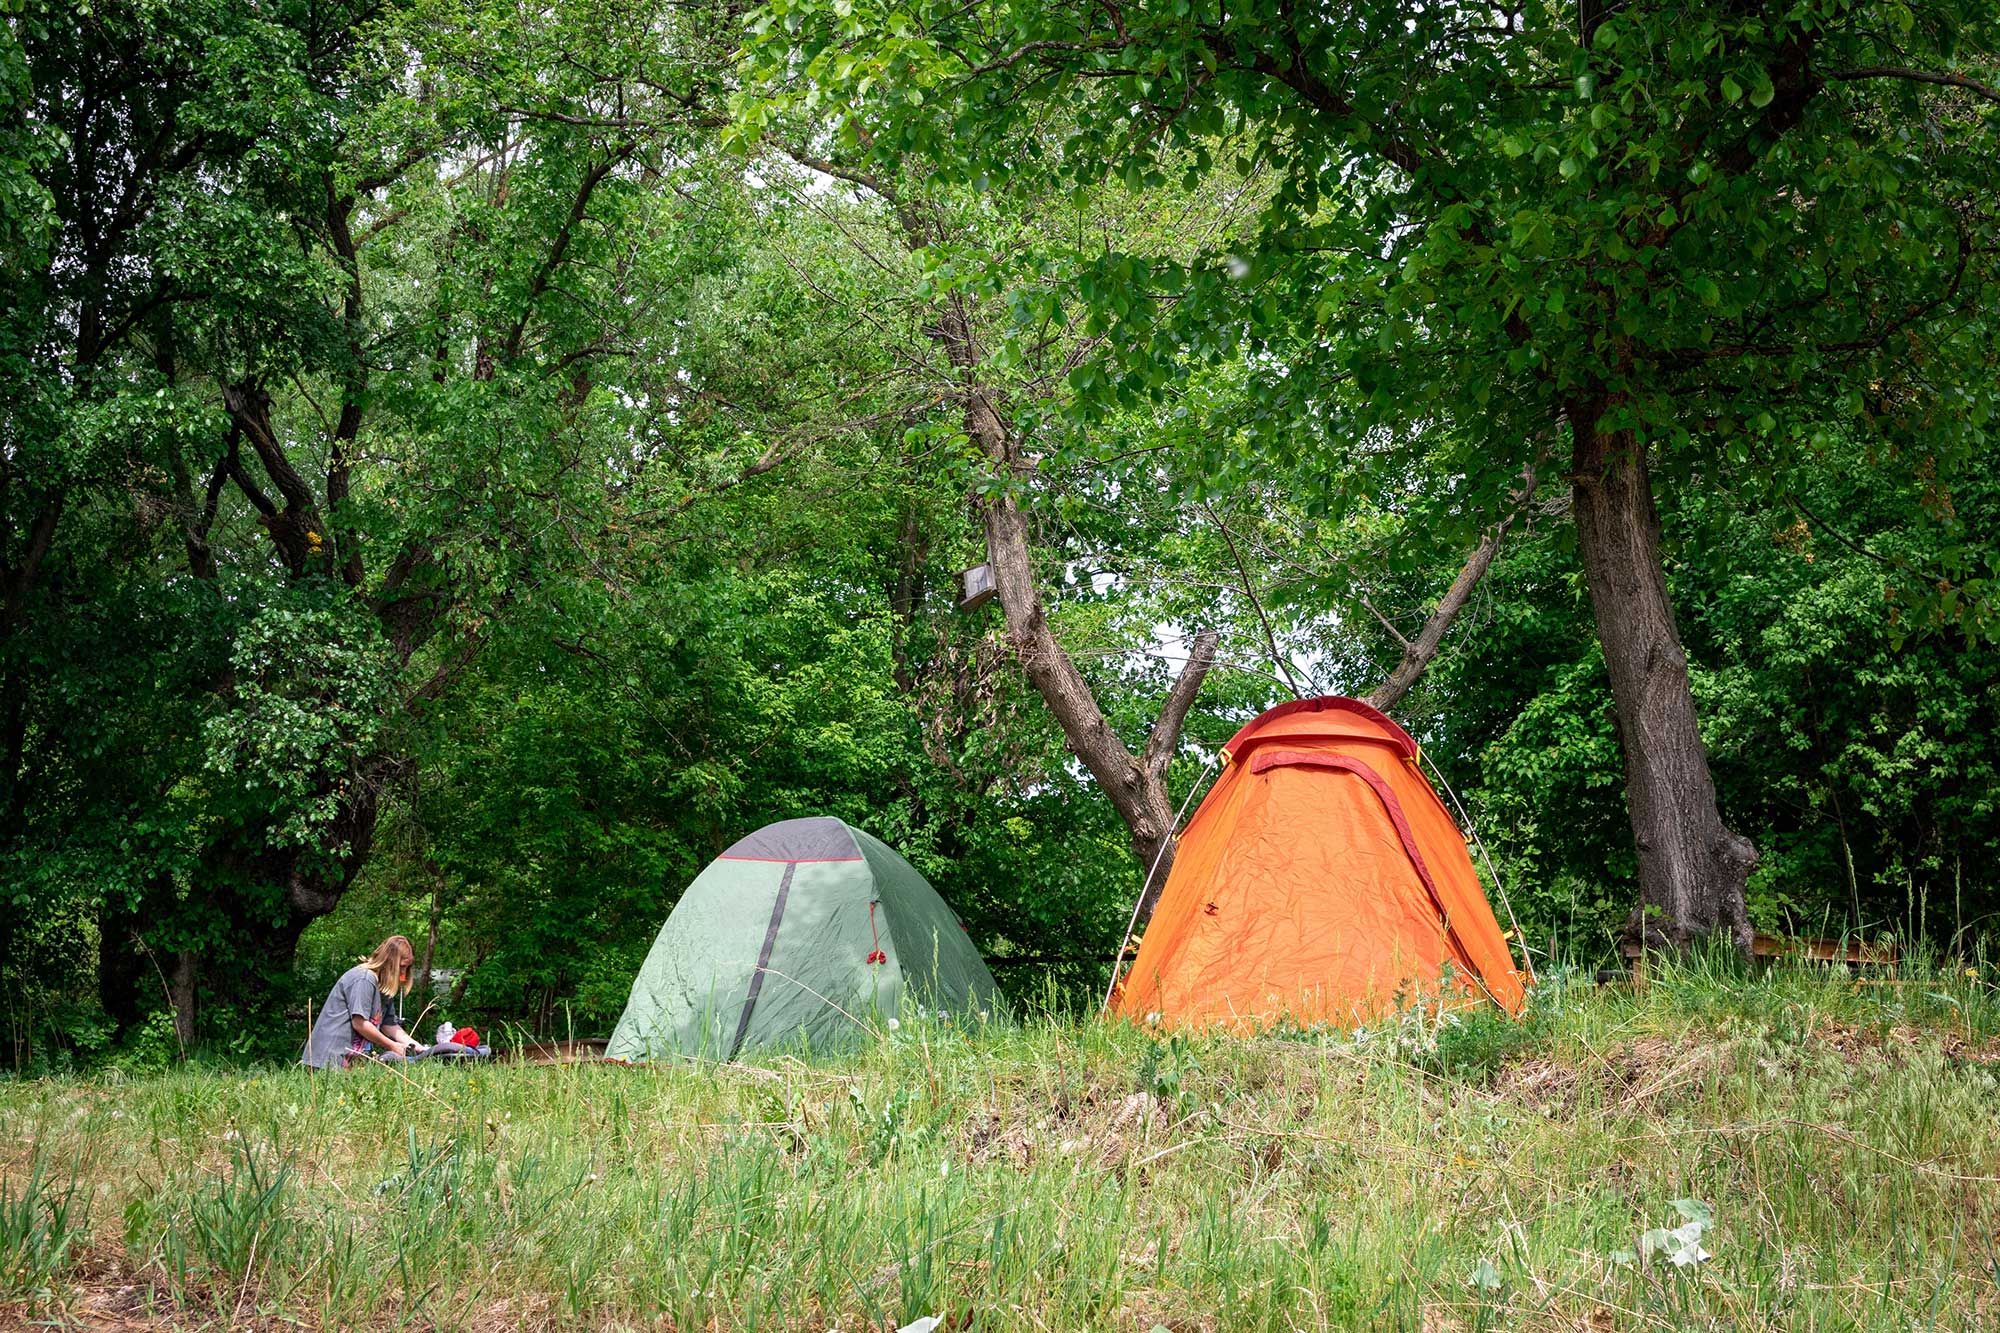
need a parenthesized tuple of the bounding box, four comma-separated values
(1567, 405, 1756, 954)
(781, 147, 1223, 923)
(167, 951, 198, 1049)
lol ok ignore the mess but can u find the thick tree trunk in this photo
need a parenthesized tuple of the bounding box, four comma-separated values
(1568, 406, 1756, 954)
(97, 912, 148, 1034)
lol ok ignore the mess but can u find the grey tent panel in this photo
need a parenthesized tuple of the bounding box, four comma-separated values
(721, 817, 863, 862)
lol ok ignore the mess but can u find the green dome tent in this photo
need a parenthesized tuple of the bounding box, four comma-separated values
(605, 817, 1003, 1062)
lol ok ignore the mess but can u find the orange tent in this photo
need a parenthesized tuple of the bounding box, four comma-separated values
(1112, 697, 1526, 1030)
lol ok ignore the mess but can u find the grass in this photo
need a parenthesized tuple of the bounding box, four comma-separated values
(2, 955, 1998, 1330)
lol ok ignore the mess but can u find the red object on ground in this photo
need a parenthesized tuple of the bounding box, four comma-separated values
(452, 1026, 481, 1047)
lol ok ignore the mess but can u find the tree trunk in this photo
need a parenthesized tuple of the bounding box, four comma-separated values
(778, 148, 1222, 929)
(167, 951, 198, 1051)
(1127, 791, 1180, 919)
(972, 429, 1214, 916)
(97, 913, 148, 1034)
(888, 506, 928, 694)
(1568, 405, 1756, 954)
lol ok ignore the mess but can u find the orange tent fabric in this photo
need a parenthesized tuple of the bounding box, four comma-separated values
(1113, 697, 1526, 1030)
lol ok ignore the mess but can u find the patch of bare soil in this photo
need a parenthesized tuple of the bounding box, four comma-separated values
(1, 1251, 188, 1332)
(1798, 1015, 2000, 1069)
(955, 1081, 1174, 1174)
(1, 1253, 575, 1333)
(1495, 1035, 1719, 1118)
(1496, 1016, 2000, 1123)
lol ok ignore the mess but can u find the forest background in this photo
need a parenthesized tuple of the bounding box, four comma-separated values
(4, 0, 1997, 1071)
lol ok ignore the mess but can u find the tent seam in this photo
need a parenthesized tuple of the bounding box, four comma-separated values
(727, 860, 797, 1059)
(1248, 749, 1491, 996)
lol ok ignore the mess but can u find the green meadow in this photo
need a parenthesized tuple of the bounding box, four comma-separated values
(5, 958, 1998, 1331)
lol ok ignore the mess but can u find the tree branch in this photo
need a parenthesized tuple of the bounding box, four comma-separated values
(325, 183, 368, 587)
(221, 383, 318, 515)
(1143, 629, 1220, 776)
(1827, 66, 2000, 106)
(1, 499, 61, 632)
(221, 440, 279, 519)
(1365, 462, 1539, 713)
(1205, 502, 1304, 698)
(502, 147, 631, 361)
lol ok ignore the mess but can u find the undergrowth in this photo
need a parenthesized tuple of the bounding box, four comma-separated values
(1, 955, 1996, 1330)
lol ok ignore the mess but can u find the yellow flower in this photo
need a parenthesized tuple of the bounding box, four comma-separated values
(1965, 967, 1980, 979)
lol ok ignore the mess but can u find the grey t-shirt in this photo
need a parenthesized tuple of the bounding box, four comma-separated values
(304, 965, 384, 1069)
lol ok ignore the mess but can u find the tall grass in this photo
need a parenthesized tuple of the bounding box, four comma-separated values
(0, 1144, 90, 1304)
(2, 955, 1996, 1329)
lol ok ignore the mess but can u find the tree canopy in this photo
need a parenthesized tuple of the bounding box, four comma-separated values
(3, 0, 1996, 1068)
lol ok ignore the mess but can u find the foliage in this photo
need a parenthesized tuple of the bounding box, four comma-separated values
(742, 0, 2000, 573)
(1412, 433, 2000, 957)
(0, 1146, 89, 1308)
(741, 0, 2000, 944)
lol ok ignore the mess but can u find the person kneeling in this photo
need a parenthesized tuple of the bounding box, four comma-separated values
(303, 935, 427, 1070)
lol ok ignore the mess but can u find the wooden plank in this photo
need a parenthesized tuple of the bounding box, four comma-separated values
(1619, 934, 1899, 966)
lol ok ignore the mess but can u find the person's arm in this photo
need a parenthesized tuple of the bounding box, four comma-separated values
(352, 1015, 412, 1056)
(382, 1023, 427, 1054)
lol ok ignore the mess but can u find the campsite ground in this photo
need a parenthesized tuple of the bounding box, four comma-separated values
(4, 958, 1998, 1331)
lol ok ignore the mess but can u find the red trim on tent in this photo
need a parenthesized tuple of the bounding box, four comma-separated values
(1222, 696, 1419, 763)
(718, 855, 864, 863)
(1248, 748, 1480, 981)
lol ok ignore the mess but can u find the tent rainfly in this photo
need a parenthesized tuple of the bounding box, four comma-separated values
(606, 817, 1003, 1062)
(1113, 697, 1527, 1031)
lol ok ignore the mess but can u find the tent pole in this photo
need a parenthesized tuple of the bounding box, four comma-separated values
(1420, 749, 1537, 984)
(1102, 749, 1224, 1014)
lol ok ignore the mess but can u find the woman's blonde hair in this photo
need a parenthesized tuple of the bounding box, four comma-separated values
(362, 935, 416, 998)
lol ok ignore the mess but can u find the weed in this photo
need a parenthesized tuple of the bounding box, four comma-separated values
(1135, 1032, 1201, 1112)
(182, 1140, 295, 1288)
(0, 1145, 89, 1304)
(1417, 1001, 1543, 1082)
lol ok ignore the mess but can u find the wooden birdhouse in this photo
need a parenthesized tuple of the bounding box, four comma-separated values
(956, 563, 996, 612)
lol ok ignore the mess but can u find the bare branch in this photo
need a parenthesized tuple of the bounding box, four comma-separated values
(1357, 595, 1415, 652)
(1827, 65, 2000, 106)
(1205, 502, 1304, 697)
(1365, 462, 1540, 713)
(502, 147, 632, 362)
(1143, 628, 1221, 776)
